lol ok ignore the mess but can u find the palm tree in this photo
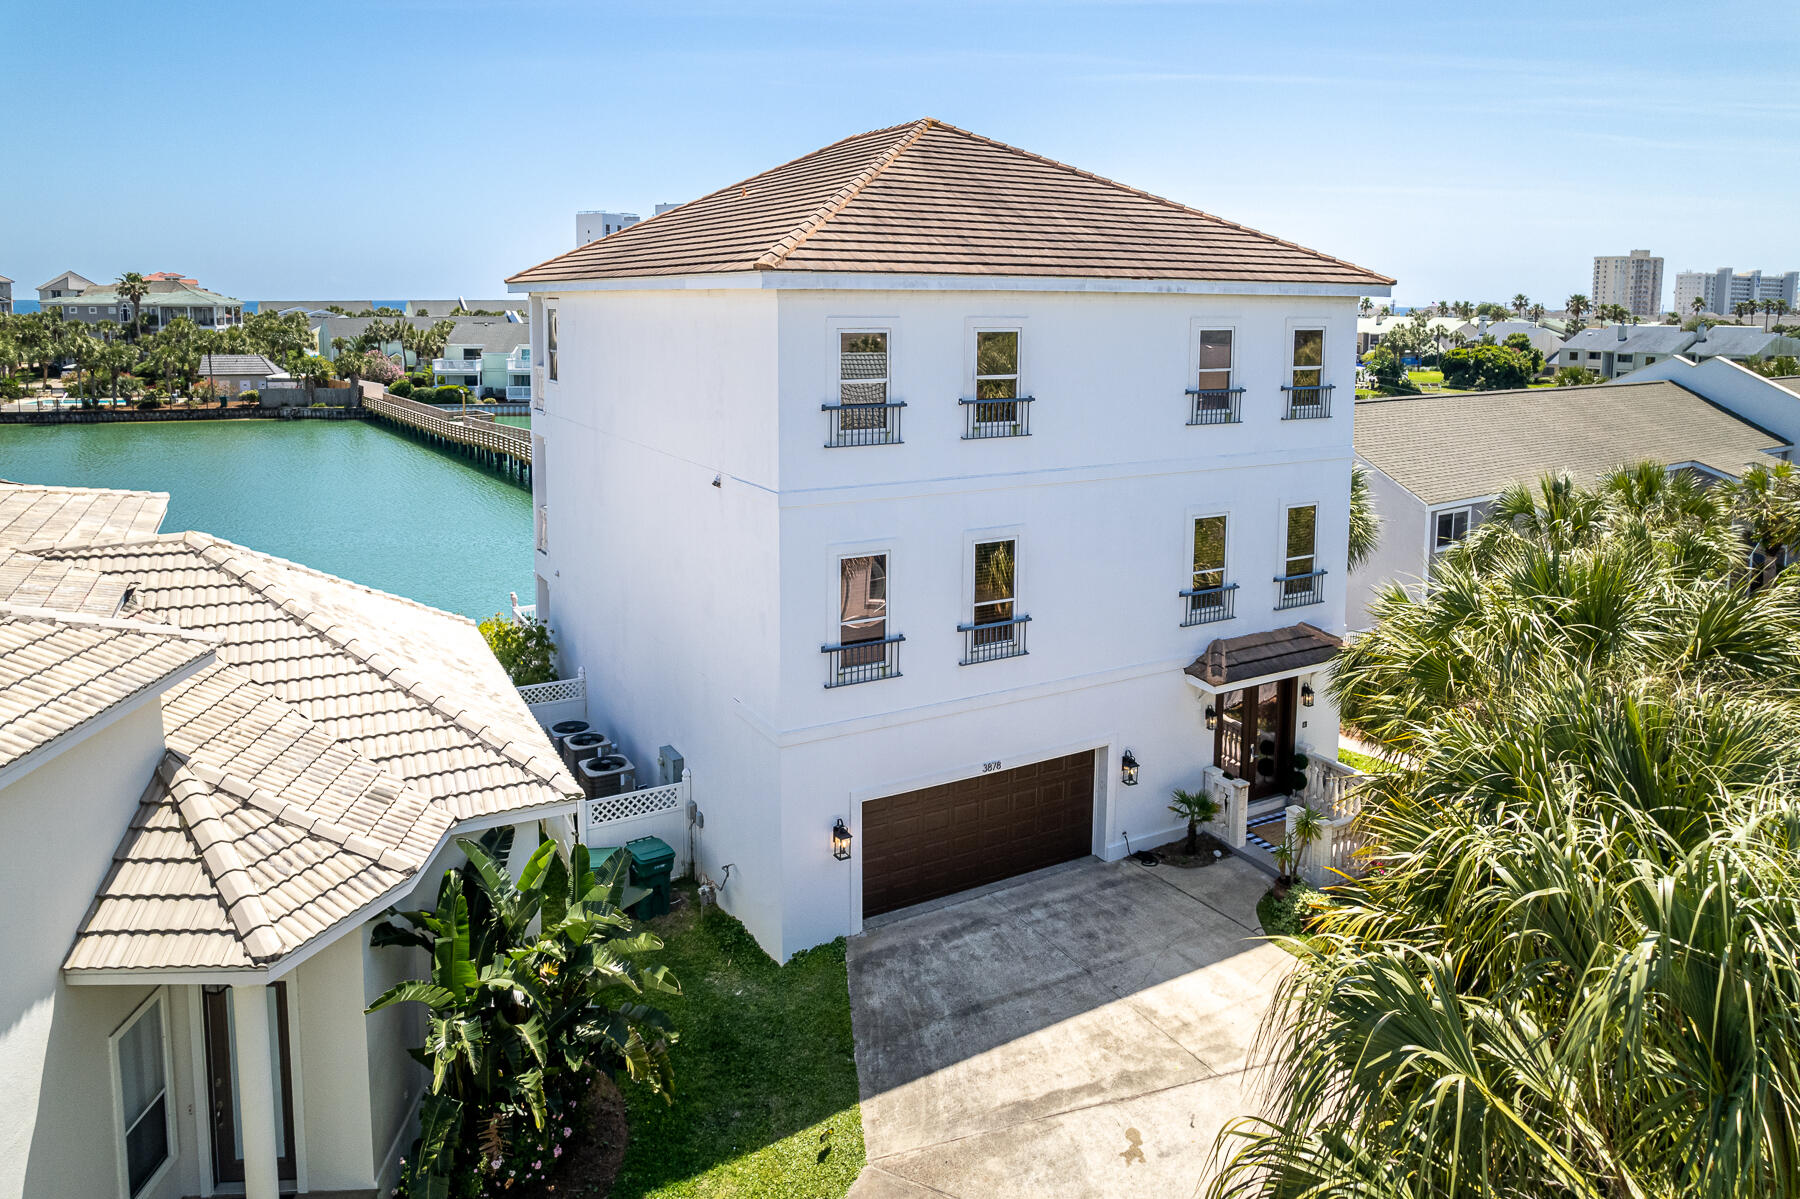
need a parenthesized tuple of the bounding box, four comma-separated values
(1564, 293, 1589, 329)
(1358, 297, 1373, 318)
(1510, 292, 1529, 315)
(1691, 295, 1707, 319)
(1213, 465, 1800, 1197)
(1762, 297, 1779, 330)
(1528, 302, 1545, 324)
(1348, 463, 1381, 570)
(116, 272, 149, 341)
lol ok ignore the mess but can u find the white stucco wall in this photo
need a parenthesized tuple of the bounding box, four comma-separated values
(530, 277, 1359, 959)
(1346, 459, 1430, 631)
(0, 703, 205, 1199)
(290, 934, 377, 1194)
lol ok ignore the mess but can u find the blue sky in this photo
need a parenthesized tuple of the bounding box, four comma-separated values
(6, 0, 1796, 309)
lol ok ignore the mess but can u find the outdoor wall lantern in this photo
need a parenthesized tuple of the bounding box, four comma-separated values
(1301, 681, 1316, 708)
(1121, 749, 1141, 786)
(832, 818, 853, 861)
(1204, 704, 1218, 730)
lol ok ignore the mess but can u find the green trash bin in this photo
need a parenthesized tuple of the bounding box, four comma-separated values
(625, 836, 676, 918)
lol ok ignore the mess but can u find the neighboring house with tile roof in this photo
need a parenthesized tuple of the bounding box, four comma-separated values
(197, 353, 284, 394)
(0, 272, 11, 315)
(507, 117, 1392, 959)
(1347, 378, 1792, 628)
(0, 482, 579, 1199)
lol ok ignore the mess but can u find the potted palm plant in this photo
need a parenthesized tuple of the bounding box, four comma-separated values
(1168, 787, 1221, 856)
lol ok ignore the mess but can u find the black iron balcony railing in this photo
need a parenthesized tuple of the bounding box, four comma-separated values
(1280, 384, 1334, 420)
(1275, 569, 1327, 609)
(1184, 387, 1244, 426)
(1179, 582, 1238, 626)
(821, 633, 904, 687)
(822, 400, 906, 447)
(959, 395, 1034, 439)
(957, 614, 1031, 664)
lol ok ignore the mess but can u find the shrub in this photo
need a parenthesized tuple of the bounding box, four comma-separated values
(370, 834, 678, 1198)
(1553, 366, 1604, 387)
(478, 612, 558, 685)
(389, 378, 413, 397)
(1440, 344, 1535, 391)
(136, 397, 163, 410)
(239, 389, 259, 404)
(1256, 882, 1330, 938)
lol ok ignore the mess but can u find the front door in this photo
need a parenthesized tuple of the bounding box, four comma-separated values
(1213, 678, 1298, 802)
(202, 984, 298, 1185)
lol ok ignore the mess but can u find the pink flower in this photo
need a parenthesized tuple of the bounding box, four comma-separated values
(534, 1161, 542, 1170)
(553, 1145, 563, 1158)
(563, 1126, 573, 1137)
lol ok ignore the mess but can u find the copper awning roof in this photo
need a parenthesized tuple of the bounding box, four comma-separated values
(1184, 622, 1342, 689)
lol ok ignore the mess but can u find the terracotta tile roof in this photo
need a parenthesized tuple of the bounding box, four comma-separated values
(0, 481, 168, 551)
(508, 118, 1391, 288)
(1354, 380, 1788, 507)
(38, 532, 580, 821)
(1184, 622, 1342, 688)
(0, 607, 216, 773)
(0, 549, 130, 615)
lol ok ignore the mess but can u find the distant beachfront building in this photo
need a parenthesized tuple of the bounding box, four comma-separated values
(1673, 267, 1800, 317)
(45, 279, 243, 331)
(1592, 250, 1664, 319)
(36, 270, 96, 303)
(0, 274, 11, 316)
(575, 210, 640, 246)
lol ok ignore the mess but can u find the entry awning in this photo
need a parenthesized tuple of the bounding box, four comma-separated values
(1183, 622, 1342, 692)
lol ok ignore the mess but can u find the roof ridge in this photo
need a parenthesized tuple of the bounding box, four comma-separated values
(502, 121, 928, 284)
(186, 756, 422, 872)
(919, 119, 1397, 287)
(0, 600, 216, 643)
(754, 118, 935, 271)
(181, 531, 478, 625)
(164, 755, 285, 962)
(192, 541, 576, 796)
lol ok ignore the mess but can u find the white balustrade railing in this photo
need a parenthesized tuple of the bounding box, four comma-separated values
(1288, 754, 1373, 885)
(1201, 764, 1250, 849)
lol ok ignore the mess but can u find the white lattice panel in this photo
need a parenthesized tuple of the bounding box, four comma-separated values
(518, 674, 585, 705)
(587, 782, 682, 828)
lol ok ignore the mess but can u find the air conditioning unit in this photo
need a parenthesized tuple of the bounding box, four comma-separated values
(562, 731, 612, 774)
(579, 753, 636, 799)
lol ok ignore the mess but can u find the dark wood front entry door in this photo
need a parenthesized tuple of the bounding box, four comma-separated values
(1213, 678, 1297, 802)
(203, 984, 298, 1185)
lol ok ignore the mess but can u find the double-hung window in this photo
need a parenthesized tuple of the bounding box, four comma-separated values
(964, 330, 1030, 436)
(1434, 507, 1470, 551)
(1284, 329, 1330, 418)
(1279, 503, 1323, 608)
(112, 994, 173, 1198)
(828, 331, 901, 445)
(962, 538, 1028, 662)
(1185, 515, 1234, 624)
(1189, 329, 1239, 424)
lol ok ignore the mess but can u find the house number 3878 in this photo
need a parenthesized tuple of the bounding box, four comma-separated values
(982, 760, 1003, 773)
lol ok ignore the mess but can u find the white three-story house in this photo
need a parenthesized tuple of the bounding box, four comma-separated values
(508, 119, 1391, 959)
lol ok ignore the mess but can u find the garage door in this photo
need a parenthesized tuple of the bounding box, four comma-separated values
(862, 750, 1097, 917)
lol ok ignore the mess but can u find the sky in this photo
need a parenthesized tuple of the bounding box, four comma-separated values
(5, 0, 1797, 310)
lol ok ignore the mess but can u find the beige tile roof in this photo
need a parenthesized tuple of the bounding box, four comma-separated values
(39, 532, 578, 822)
(508, 118, 1392, 288)
(0, 549, 130, 615)
(1354, 380, 1789, 507)
(27, 529, 579, 976)
(67, 747, 418, 971)
(0, 482, 168, 551)
(0, 608, 216, 773)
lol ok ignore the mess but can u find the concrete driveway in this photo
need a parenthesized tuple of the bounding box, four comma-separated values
(846, 856, 1287, 1199)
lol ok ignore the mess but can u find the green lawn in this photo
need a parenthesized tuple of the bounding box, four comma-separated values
(611, 891, 866, 1199)
(1337, 746, 1387, 774)
(1406, 369, 1444, 385)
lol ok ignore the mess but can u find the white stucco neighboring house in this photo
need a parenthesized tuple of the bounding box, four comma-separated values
(0, 481, 581, 1199)
(1347, 378, 1794, 629)
(506, 117, 1394, 960)
(1554, 323, 1800, 380)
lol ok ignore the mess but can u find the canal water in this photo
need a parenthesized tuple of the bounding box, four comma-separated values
(0, 420, 533, 621)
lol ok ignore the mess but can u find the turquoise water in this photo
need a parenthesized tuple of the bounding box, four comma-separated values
(0, 421, 533, 620)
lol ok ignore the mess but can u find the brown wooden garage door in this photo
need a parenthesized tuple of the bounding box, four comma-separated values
(862, 750, 1097, 917)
